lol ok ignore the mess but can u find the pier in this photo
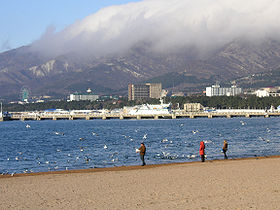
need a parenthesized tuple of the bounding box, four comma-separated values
(2, 111, 280, 121)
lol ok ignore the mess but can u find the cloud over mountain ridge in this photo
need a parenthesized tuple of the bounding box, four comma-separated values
(30, 0, 280, 57)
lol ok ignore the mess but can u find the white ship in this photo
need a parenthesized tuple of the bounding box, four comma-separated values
(0, 102, 2, 118)
(126, 99, 171, 115)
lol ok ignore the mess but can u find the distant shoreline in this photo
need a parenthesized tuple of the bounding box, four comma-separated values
(1, 155, 279, 179)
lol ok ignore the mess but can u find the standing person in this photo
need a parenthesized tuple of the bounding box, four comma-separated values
(222, 140, 228, 159)
(138, 142, 146, 166)
(199, 141, 205, 162)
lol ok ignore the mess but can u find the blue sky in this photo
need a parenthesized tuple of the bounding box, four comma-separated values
(0, 0, 140, 52)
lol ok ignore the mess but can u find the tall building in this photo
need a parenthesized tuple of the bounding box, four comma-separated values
(128, 83, 162, 101)
(206, 84, 242, 97)
(20, 86, 31, 102)
(146, 83, 162, 98)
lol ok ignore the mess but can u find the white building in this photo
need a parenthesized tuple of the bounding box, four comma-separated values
(206, 84, 242, 97)
(255, 90, 270, 97)
(69, 88, 99, 102)
(254, 87, 280, 97)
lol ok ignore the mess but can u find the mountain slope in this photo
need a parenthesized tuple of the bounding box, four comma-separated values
(1, 39, 280, 98)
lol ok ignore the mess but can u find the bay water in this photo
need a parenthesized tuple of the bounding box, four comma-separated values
(0, 117, 279, 174)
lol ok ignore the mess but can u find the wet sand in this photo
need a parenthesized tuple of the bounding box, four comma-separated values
(1, 156, 280, 209)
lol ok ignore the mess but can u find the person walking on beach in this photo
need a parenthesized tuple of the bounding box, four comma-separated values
(222, 140, 228, 159)
(199, 141, 205, 162)
(138, 143, 146, 166)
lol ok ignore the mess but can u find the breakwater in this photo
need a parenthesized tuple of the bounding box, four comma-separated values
(1, 111, 280, 121)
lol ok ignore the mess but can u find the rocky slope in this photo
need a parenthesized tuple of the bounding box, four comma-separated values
(1, 39, 280, 98)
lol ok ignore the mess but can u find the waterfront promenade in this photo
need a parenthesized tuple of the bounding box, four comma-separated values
(1, 110, 280, 121)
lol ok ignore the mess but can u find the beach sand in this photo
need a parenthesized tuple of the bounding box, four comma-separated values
(1, 157, 280, 209)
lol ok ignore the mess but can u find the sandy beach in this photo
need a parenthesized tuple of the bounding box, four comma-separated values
(1, 157, 280, 209)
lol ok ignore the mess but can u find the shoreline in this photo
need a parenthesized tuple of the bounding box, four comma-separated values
(1, 155, 279, 209)
(1, 154, 279, 179)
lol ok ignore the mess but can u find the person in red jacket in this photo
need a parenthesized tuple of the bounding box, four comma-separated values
(199, 141, 205, 162)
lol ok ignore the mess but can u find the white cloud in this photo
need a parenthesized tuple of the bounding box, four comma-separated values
(1, 39, 12, 52)
(31, 0, 280, 57)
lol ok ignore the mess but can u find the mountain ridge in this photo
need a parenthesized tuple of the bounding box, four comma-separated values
(1, 39, 280, 99)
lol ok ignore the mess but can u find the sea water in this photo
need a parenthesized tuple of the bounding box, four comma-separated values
(0, 117, 280, 174)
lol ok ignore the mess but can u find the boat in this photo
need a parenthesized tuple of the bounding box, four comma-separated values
(1, 112, 12, 121)
(0, 102, 12, 121)
(126, 99, 171, 115)
(0, 102, 2, 119)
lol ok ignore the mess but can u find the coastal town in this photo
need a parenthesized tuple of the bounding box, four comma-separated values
(1, 1, 280, 209)
(2, 83, 280, 122)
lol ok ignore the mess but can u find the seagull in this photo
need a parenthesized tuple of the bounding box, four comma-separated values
(92, 132, 97, 136)
(26, 124, 31, 128)
(15, 157, 19, 161)
(85, 158, 90, 163)
(180, 123, 184, 127)
(162, 138, 168, 143)
(54, 131, 64, 135)
(192, 130, 198, 134)
(104, 145, 108, 149)
(143, 134, 147, 139)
